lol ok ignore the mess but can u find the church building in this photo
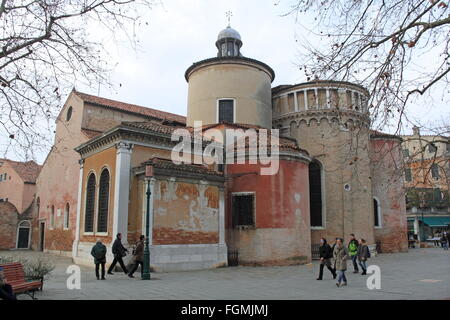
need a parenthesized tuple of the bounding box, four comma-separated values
(34, 25, 408, 271)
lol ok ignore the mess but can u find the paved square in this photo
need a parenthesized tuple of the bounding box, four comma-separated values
(1, 248, 448, 300)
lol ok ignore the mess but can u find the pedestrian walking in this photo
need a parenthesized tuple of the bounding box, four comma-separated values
(107, 233, 129, 275)
(0, 266, 16, 300)
(91, 239, 107, 280)
(434, 232, 441, 247)
(441, 234, 449, 250)
(333, 238, 348, 287)
(348, 234, 359, 273)
(128, 235, 145, 278)
(316, 238, 337, 280)
(357, 239, 370, 275)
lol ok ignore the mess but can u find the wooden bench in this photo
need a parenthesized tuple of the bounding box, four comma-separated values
(1, 262, 42, 300)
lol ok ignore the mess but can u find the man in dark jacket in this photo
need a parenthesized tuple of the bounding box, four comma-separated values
(348, 234, 359, 273)
(357, 238, 370, 275)
(316, 238, 336, 280)
(128, 235, 145, 278)
(107, 233, 129, 275)
(91, 239, 107, 280)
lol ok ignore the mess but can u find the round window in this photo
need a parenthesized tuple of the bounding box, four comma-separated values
(66, 106, 73, 121)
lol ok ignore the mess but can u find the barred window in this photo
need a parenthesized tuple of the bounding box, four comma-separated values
(84, 173, 96, 232)
(404, 168, 412, 182)
(97, 169, 110, 233)
(218, 99, 234, 123)
(232, 194, 255, 227)
(431, 164, 440, 180)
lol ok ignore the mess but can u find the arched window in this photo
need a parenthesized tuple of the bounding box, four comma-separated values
(374, 198, 382, 227)
(64, 203, 70, 229)
(309, 161, 323, 227)
(50, 205, 55, 228)
(85, 173, 96, 232)
(36, 197, 40, 216)
(66, 106, 73, 121)
(97, 169, 110, 233)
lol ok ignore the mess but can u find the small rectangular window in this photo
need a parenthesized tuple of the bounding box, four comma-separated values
(402, 149, 409, 158)
(218, 99, 234, 123)
(232, 194, 255, 228)
(431, 164, 440, 179)
(429, 144, 437, 153)
(404, 168, 412, 182)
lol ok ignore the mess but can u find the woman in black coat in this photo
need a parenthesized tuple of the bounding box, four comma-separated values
(317, 238, 337, 280)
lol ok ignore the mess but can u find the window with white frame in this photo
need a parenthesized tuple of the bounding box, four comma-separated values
(218, 99, 234, 123)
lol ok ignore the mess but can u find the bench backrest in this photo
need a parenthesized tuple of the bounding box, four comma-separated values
(0, 262, 26, 283)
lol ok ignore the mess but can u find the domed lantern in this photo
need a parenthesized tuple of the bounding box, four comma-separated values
(215, 25, 243, 57)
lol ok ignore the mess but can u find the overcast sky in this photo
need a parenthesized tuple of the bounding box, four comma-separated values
(10, 0, 449, 163)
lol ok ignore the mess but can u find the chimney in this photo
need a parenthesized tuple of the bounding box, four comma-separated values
(412, 126, 420, 136)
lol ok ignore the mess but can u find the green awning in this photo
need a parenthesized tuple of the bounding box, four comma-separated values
(414, 216, 450, 227)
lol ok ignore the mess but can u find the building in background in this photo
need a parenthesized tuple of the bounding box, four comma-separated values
(0, 159, 40, 250)
(401, 126, 450, 241)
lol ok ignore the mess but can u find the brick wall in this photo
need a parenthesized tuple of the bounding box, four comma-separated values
(0, 202, 19, 249)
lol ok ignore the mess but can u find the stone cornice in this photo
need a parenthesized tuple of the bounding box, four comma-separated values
(185, 56, 275, 82)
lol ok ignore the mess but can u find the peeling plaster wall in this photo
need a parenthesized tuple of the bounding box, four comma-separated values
(226, 159, 311, 265)
(153, 180, 220, 245)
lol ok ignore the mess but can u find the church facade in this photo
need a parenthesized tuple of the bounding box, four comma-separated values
(33, 25, 408, 271)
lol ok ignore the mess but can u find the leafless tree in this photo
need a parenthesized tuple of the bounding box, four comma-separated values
(0, 0, 157, 160)
(283, 0, 449, 134)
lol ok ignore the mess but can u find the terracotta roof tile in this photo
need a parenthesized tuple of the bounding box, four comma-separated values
(73, 90, 186, 124)
(143, 157, 223, 176)
(81, 128, 103, 139)
(3, 159, 42, 183)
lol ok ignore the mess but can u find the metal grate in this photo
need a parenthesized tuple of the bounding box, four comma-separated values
(227, 248, 239, 267)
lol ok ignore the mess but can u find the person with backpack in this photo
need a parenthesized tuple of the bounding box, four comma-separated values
(333, 238, 349, 287)
(107, 233, 129, 275)
(128, 235, 145, 278)
(91, 239, 107, 280)
(316, 238, 336, 280)
(348, 234, 359, 273)
(357, 238, 370, 275)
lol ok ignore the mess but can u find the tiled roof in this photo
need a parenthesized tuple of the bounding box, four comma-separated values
(73, 90, 186, 124)
(81, 128, 103, 139)
(2, 159, 42, 183)
(201, 122, 309, 154)
(142, 157, 223, 177)
(370, 130, 403, 141)
(122, 120, 186, 136)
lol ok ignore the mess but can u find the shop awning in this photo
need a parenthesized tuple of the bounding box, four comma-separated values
(411, 216, 450, 227)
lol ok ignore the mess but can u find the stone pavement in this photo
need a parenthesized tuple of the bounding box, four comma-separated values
(1, 248, 448, 300)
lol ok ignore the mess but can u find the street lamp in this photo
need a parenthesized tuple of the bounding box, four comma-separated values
(420, 191, 426, 243)
(142, 164, 153, 280)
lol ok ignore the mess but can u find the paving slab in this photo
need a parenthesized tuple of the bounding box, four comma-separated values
(0, 248, 448, 300)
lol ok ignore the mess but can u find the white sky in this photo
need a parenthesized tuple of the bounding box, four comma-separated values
(9, 0, 449, 163)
